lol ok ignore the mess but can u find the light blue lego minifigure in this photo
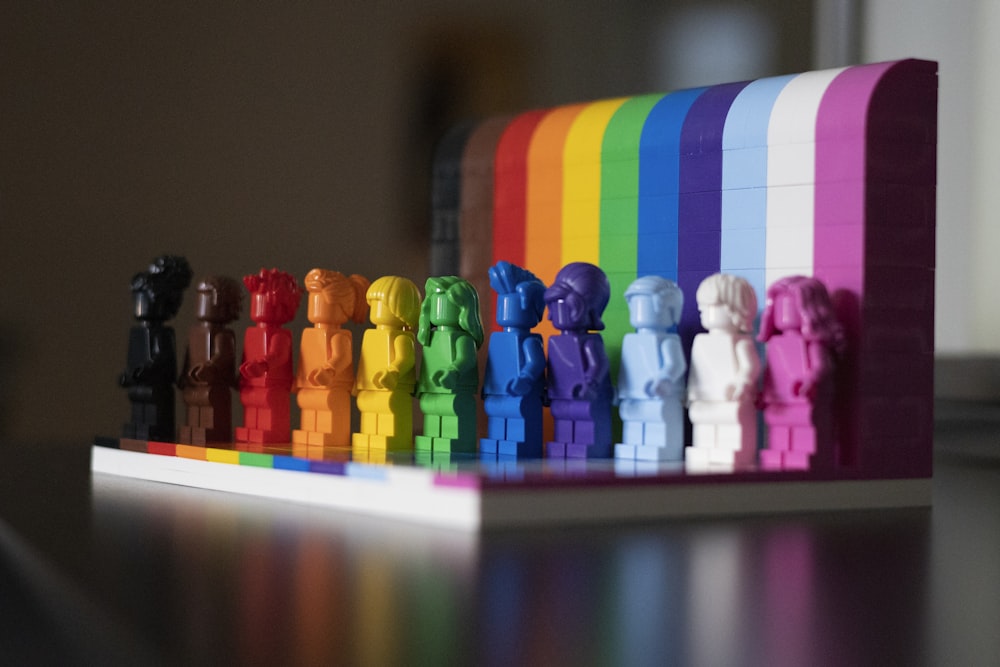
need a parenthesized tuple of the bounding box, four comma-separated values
(480, 261, 547, 458)
(614, 275, 687, 462)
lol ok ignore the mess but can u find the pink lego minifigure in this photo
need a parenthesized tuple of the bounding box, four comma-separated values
(757, 275, 845, 470)
(235, 268, 302, 444)
(686, 273, 761, 472)
(293, 269, 370, 447)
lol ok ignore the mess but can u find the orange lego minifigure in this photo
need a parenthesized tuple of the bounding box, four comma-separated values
(293, 269, 370, 447)
(352, 276, 421, 452)
(235, 268, 302, 444)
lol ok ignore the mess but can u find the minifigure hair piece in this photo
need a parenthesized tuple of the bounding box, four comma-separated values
(543, 262, 610, 331)
(130, 254, 194, 319)
(304, 269, 371, 324)
(758, 275, 846, 352)
(624, 275, 683, 324)
(366, 275, 421, 330)
(488, 261, 545, 320)
(243, 268, 302, 321)
(198, 275, 243, 320)
(418, 276, 485, 348)
(695, 273, 758, 333)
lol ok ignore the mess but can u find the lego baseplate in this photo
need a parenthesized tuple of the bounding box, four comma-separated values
(90, 438, 931, 529)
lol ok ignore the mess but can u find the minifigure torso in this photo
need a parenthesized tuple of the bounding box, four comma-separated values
(297, 327, 354, 391)
(761, 333, 818, 404)
(418, 326, 479, 394)
(547, 332, 612, 401)
(355, 328, 416, 393)
(483, 331, 544, 396)
(618, 330, 685, 400)
(688, 332, 758, 403)
(241, 326, 294, 389)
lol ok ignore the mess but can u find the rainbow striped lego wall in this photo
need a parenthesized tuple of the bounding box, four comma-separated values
(442, 59, 937, 480)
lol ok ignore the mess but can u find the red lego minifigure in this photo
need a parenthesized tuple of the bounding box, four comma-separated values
(235, 268, 302, 444)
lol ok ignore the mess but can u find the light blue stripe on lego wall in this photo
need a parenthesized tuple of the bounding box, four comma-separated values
(720, 74, 796, 303)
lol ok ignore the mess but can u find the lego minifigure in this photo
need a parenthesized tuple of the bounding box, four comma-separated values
(352, 276, 421, 451)
(120, 255, 193, 442)
(757, 275, 844, 470)
(415, 276, 484, 453)
(543, 262, 614, 458)
(177, 276, 242, 444)
(235, 268, 302, 444)
(614, 275, 687, 462)
(686, 273, 761, 471)
(293, 269, 370, 447)
(480, 261, 547, 458)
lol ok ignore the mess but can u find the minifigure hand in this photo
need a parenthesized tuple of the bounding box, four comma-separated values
(507, 376, 531, 396)
(795, 378, 816, 399)
(726, 382, 748, 401)
(189, 364, 206, 383)
(644, 379, 659, 397)
(310, 368, 334, 386)
(374, 370, 398, 390)
(433, 369, 457, 390)
(240, 360, 266, 378)
(118, 371, 130, 387)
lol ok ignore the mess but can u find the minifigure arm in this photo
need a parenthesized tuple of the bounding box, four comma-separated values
(730, 337, 761, 401)
(311, 332, 352, 387)
(651, 335, 687, 396)
(197, 332, 236, 385)
(578, 337, 609, 398)
(799, 340, 834, 398)
(374, 333, 415, 390)
(508, 336, 545, 396)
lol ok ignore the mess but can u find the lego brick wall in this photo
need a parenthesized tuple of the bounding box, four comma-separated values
(440, 59, 937, 480)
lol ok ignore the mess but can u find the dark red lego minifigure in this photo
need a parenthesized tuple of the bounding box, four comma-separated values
(177, 276, 243, 444)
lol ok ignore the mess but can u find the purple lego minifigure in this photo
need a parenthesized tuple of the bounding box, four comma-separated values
(757, 275, 845, 471)
(543, 262, 613, 458)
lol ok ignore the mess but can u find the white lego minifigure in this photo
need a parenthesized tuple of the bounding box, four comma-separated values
(614, 276, 687, 462)
(686, 273, 761, 471)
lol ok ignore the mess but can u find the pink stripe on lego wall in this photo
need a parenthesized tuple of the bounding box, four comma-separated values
(814, 59, 937, 477)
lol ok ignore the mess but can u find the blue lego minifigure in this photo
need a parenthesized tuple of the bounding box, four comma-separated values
(543, 262, 613, 458)
(480, 261, 547, 458)
(613, 276, 687, 462)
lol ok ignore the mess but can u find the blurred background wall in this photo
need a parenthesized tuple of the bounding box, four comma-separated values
(0, 1, 991, 445)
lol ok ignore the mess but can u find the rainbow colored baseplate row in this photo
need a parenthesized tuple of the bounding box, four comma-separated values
(94, 59, 937, 528)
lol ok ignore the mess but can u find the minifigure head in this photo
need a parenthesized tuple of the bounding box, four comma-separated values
(695, 273, 757, 334)
(366, 275, 421, 330)
(303, 269, 370, 327)
(624, 275, 683, 330)
(243, 268, 302, 326)
(543, 262, 610, 332)
(488, 261, 546, 330)
(418, 276, 485, 348)
(758, 275, 845, 351)
(195, 275, 242, 324)
(130, 255, 193, 323)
